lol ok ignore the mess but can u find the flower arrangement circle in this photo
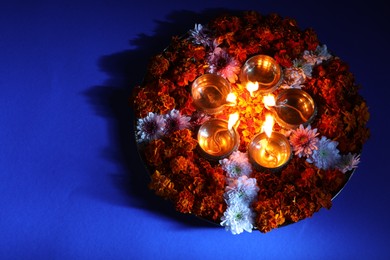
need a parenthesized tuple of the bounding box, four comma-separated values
(131, 11, 370, 234)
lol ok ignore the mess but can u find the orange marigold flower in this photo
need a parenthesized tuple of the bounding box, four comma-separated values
(175, 189, 195, 214)
(342, 111, 357, 133)
(144, 139, 165, 167)
(193, 195, 225, 221)
(317, 113, 342, 138)
(170, 156, 190, 175)
(148, 54, 169, 78)
(354, 102, 370, 126)
(167, 129, 198, 152)
(149, 170, 177, 199)
(156, 94, 175, 115)
(253, 199, 285, 233)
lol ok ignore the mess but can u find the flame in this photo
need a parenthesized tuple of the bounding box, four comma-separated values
(262, 114, 274, 138)
(226, 92, 237, 105)
(246, 81, 259, 97)
(262, 94, 275, 108)
(228, 112, 240, 130)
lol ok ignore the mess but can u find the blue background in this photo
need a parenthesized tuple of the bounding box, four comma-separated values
(1, 1, 389, 259)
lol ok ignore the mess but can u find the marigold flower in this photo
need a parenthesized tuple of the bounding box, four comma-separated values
(175, 190, 195, 214)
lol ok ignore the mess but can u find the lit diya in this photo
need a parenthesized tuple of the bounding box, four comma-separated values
(263, 89, 317, 129)
(240, 55, 283, 95)
(191, 74, 233, 114)
(248, 114, 292, 171)
(197, 112, 240, 160)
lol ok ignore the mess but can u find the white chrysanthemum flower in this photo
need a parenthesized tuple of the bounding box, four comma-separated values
(188, 23, 212, 47)
(294, 59, 313, 78)
(316, 44, 332, 61)
(220, 202, 254, 235)
(136, 112, 165, 143)
(303, 44, 332, 66)
(225, 176, 259, 206)
(337, 153, 360, 173)
(280, 66, 306, 89)
(219, 151, 252, 178)
(163, 109, 191, 134)
(307, 136, 341, 170)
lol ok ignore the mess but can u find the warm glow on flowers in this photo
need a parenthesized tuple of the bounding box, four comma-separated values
(281, 66, 307, 89)
(132, 10, 369, 235)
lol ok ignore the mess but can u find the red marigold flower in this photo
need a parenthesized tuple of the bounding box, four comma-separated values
(274, 50, 293, 67)
(303, 28, 319, 51)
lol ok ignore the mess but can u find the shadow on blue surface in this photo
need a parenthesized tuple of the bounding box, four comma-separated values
(83, 8, 246, 228)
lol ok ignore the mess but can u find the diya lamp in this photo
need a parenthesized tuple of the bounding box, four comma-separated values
(263, 89, 317, 129)
(240, 55, 283, 96)
(197, 112, 240, 160)
(191, 74, 235, 114)
(248, 114, 292, 171)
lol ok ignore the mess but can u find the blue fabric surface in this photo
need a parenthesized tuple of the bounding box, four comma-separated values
(1, 1, 389, 259)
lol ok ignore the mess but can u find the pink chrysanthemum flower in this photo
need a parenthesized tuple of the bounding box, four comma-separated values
(207, 45, 240, 83)
(289, 124, 319, 158)
(190, 111, 210, 127)
(163, 109, 191, 134)
(307, 136, 341, 170)
(337, 153, 360, 173)
(136, 112, 165, 143)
